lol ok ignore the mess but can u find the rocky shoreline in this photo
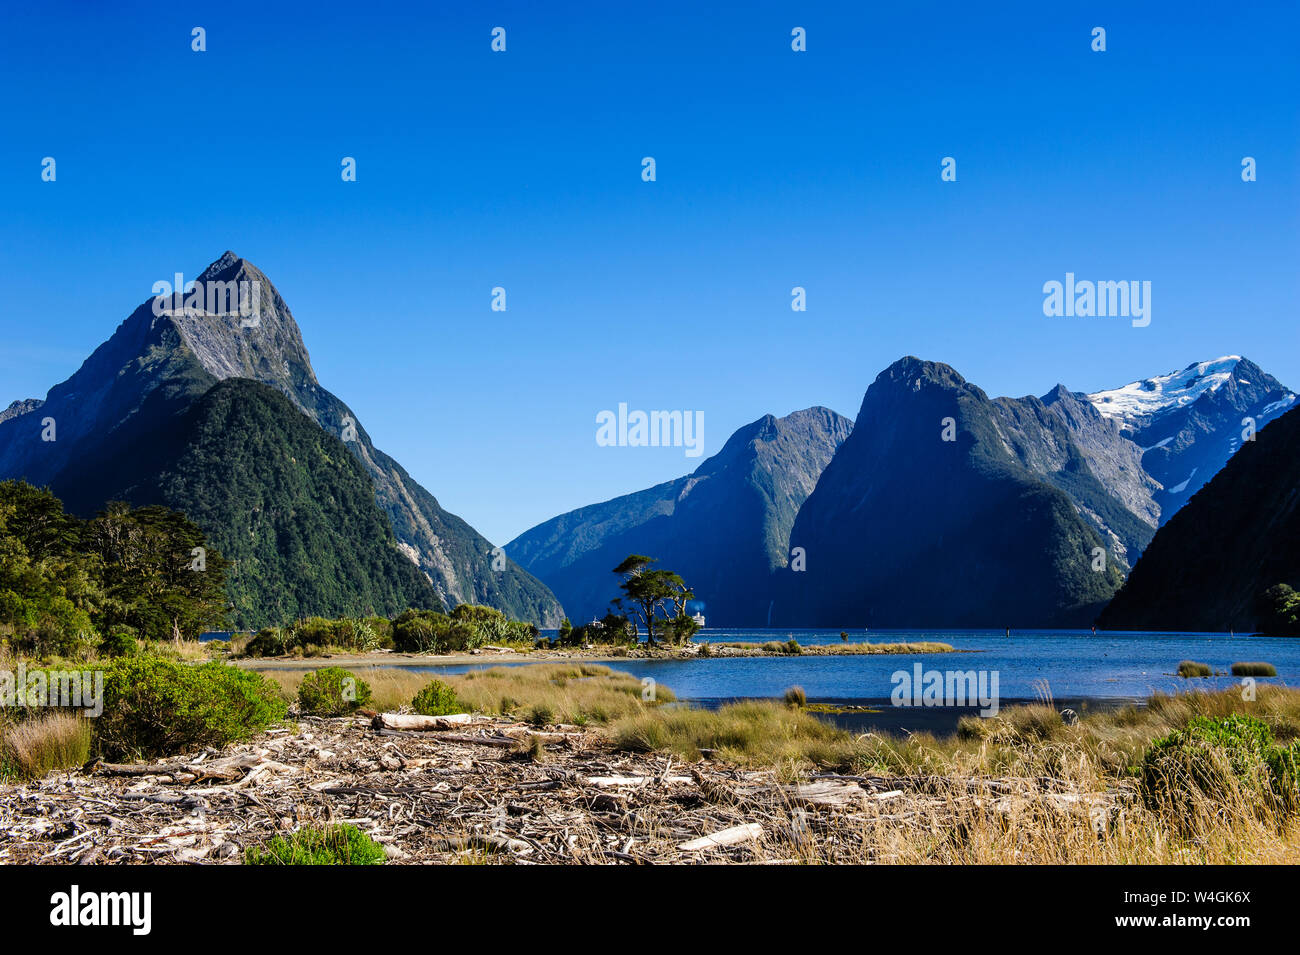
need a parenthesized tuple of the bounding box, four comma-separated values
(232, 640, 957, 671)
(0, 711, 1116, 865)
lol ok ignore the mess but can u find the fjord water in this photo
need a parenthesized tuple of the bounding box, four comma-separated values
(426, 629, 1299, 706)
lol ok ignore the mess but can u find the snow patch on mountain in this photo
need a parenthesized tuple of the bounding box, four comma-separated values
(1261, 394, 1297, 416)
(1086, 357, 1243, 428)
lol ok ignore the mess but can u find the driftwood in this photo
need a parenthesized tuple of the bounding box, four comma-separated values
(370, 713, 473, 731)
(679, 823, 763, 851)
(0, 712, 1124, 865)
(87, 753, 289, 785)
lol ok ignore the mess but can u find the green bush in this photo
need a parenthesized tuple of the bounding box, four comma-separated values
(244, 626, 293, 657)
(1258, 583, 1300, 637)
(244, 824, 385, 865)
(297, 666, 372, 716)
(1140, 714, 1300, 822)
(1177, 660, 1212, 678)
(242, 616, 395, 657)
(391, 609, 451, 653)
(527, 703, 555, 727)
(392, 606, 537, 654)
(99, 627, 140, 657)
(411, 679, 462, 716)
(95, 655, 286, 760)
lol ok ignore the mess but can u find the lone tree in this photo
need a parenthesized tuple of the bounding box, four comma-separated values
(612, 554, 699, 647)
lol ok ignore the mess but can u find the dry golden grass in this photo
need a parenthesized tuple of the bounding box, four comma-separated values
(260, 662, 674, 725)
(606, 685, 1300, 863)
(1, 711, 93, 780)
(611, 699, 861, 776)
(252, 665, 1300, 864)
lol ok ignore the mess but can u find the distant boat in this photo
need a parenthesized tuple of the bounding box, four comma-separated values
(691, 612, 706, 626)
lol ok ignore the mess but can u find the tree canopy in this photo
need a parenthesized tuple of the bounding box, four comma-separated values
(612, 554, 699, 646)
(0, 480, 229, 656)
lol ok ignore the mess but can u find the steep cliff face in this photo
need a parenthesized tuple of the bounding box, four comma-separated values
(776, 358, 1124, 628)
(506, 407, 853, 625)
(984, 387, 1157, 567)
(0, 252, 563, 625)
(1098, 405, 1300, 632)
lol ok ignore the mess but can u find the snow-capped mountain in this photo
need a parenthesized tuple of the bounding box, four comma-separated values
(1086, 357, 1296, 521)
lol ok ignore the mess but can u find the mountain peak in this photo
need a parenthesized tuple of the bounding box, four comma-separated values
(164, 253, 318, 393)
(1086, 355, 1279, 427)
(198, 250, 245, 280)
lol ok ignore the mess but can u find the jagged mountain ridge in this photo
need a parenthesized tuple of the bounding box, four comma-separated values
(0, 252, 563, 625)
(1086, 357, 1296, 520)
(775, 358, 1125, 628)
(506, 407, 853, 626)
(510, 354, 1291, 629)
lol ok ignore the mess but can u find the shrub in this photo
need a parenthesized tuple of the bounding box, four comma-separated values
(297, 666, 372, 716)
(392, 610, 448, 653)
(1258, 583, 1300, 637)
(1232, 662, 1277, 677)
(95, 656, 286, 760)
(785, 639, 803, 655)
(244, 626, 293, 657)
(1177, 660, 1212, 678)
(1140, 714, 1300, 822)
(244, 824, 385, 865)
(783, 686, 807, 708)
(411, 679, 462, 716)
(1, 712, 92, 779)
(527, 703, 555, 727)
(98, 627, 140, 657)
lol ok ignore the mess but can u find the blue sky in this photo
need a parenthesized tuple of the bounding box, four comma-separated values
(2, 1, 1297, 544)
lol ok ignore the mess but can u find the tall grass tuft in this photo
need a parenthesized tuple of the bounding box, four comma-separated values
(1231, 662, 1277, 677)
(1, 712, 92, 780)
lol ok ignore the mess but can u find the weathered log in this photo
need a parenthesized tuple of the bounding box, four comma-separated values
(783, 778, 868, 809)
(678, 823, 763, 852)
(89, 754, 262, 782)
(369, 712, 473, 731)
(433, 732, 518, 748)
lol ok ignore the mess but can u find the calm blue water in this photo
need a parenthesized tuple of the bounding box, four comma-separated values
(416, 629, 1300, 706)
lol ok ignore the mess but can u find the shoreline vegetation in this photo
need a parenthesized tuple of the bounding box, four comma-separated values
(3, 665, 1299, 864)
(4, 507, 1298, 864)
(230, 637, 958, 670)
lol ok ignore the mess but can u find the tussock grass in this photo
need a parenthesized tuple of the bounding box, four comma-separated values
(446, 664, 673, 725)
(1177, 660, 1213, 678)
(610, 700, 860, 772)
(262, 663, 673, 726)
(608, 686, 1300, 864)
(1, 712, 92, 780)
(1232, 662, 1278, 677)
